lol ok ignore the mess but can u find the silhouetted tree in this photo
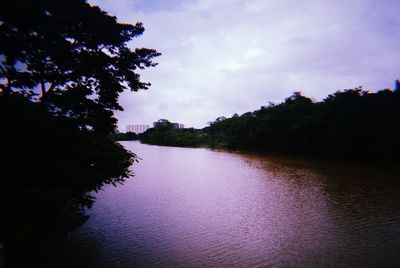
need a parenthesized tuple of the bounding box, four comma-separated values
(0, 1, 159, 266)
(139, 127, 207, 148)
(0, 0, 160, 205)
(0, 0, 160, 133)
(114, 131, 139, 141)
(204, 85, 400, 162)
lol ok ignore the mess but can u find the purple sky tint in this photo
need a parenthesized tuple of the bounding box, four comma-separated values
(90, 0, 400, 130)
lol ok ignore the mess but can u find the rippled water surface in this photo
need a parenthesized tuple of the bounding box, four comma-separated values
(61, 141, 400, 267)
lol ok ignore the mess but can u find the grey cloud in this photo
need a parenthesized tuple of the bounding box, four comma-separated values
(90, 0, 400, 130)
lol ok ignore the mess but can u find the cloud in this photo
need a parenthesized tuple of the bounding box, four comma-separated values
(90, 0, 400, 130)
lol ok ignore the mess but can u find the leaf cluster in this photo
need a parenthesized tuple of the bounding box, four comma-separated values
(0, 0, 160, 133)
(139, 126, 207, 148)
(206, 86, 400, 163)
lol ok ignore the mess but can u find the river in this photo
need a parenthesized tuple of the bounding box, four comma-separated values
(59, 141, 400, 267)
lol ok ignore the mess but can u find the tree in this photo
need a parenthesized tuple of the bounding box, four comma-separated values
(0, 0, 160, 133)
(204, 85, 400, 160)
(0, 0, 161, 208)
(0, 2, 160, 265)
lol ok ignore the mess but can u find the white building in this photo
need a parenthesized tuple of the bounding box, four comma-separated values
(126, 124, 150, 134)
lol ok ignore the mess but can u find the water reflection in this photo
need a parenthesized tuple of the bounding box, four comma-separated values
(60, 142, 400, 267)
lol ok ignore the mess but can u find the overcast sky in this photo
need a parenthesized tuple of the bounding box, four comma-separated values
(90, 0, 400, 130)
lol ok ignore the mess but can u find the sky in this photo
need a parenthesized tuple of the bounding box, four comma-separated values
(89, 0, 400, 130)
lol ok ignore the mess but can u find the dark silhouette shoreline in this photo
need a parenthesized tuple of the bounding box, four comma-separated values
(139, 84, 400, 164)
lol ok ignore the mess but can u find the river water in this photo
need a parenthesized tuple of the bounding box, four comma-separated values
(60, 141, 400, 267)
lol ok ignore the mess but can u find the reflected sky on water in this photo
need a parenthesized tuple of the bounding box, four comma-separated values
(60, 141, 400, 267)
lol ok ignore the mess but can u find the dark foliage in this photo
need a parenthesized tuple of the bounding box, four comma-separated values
(139, 124, 207, 148)
(0, 94, 135, 206)
(0, 94, 135, 266)
(205, 86, 400, 163)
(0, 0, 160, 206)
(114, 131, 139, 141)
(0, 0, 159, 266)
(0, 0, 160, 133)
(139, 84, 400, 164)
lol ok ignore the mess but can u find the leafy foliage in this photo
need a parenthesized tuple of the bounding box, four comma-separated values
(114, 131, 139, 141)
(139, 85, 400, 163)
(205, 86, 400, 163)
(0, 93, 136, 267)
(139, 125, 207, 148)
(0, 94, 135, 207)
(0, 0, 159, 207)
(0, 1, 159, 265)
(0, 0, 160, 133)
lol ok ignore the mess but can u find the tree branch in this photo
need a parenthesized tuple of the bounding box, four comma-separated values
(46, 82, 56, 94)
(40, 81, 46, 98)
(0, 65, 6, 76)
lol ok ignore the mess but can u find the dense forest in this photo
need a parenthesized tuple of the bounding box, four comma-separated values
(139, 83, 400, 163)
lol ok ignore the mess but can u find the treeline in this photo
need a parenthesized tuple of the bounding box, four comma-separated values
(139, 84, 400, 163)
(139, 124, 207, 147)
(114, 131, 139, 141)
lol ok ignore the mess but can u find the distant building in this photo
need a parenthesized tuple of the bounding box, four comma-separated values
(126, 124, 150, 134)
(153, 119, 185, 129)
(153, 119, 170, 128)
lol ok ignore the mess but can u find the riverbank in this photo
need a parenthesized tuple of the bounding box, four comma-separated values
(139, 137, 400, 168)
(138, 86, 400, 164)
